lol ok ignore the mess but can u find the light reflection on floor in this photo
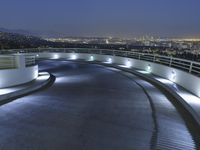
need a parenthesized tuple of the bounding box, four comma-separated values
(56, 75, 93, 84)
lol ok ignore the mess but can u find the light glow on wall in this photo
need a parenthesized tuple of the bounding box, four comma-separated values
(170, 70, 176, 82)
(90, 55, 94, 61)
(103, 57, 113, 64)
(53, 54, 59, 59)
(125, 59, 132, 68)
(71, 54, 77, 60)
(33, 66, 39, 79)
(108, 58, 112, 63)
(147, 64, 152, 73)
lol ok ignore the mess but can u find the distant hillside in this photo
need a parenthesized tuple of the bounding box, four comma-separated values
(0, 28, 34, 36)
(0, 31, 54, 49)
(0, 31, 127, 50)
(0, 27, 67, 38)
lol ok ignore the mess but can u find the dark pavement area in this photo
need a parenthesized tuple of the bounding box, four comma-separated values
(0, 60, 196, 150)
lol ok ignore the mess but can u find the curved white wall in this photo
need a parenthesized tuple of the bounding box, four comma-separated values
(33, 52, 200, 97)
(0, 65, 38, 88)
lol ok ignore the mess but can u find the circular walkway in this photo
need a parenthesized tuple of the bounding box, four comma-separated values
(0, 60, 196, 150)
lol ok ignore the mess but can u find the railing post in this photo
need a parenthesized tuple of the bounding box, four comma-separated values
(125, 51, 128, 57)
(189, 62, 193, 73)
(153, 55, 156, 62)
(169, 56, 173, 66)
(138, 54, 141, 60)
(11, 56, 16, 68)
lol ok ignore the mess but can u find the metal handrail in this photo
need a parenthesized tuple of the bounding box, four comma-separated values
(1, 48, 200, 76)
(25, 55, 36, 67)
(0, 55, 17, 69)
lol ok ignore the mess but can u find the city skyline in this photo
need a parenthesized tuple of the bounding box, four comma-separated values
(0, 0, 200, 38)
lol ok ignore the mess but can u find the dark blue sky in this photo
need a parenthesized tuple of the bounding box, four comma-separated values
(0, 0, 200, 37)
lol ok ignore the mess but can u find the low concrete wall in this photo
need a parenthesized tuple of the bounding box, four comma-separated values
(33, 52, 200, 97)
(0, 72, 52, 103)
(0, 65, 38, 88)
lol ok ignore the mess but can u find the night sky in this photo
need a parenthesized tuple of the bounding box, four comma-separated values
(0, 0, 200, 37)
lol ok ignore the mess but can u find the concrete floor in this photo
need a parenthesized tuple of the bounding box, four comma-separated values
(0, 60, 196, 150)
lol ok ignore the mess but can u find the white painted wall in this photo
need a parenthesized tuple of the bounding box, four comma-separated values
(0, 65, 38, 88)
(0, 54, 38, 88)
(32, 52, 200, 97)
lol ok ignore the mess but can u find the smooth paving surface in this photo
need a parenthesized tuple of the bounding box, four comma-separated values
(0, 60, 197, 150)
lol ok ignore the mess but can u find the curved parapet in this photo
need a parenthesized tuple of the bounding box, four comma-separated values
(0, 54, 38, 88)
(27, 49, 200, 98)
(2, 48, 200, 97)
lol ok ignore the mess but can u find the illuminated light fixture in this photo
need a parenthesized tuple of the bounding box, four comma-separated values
(170, 70, 176, 82)
(103, 57, 112, 64)
(53, 54, 59, 59)
(147, 64, 151, 73)
(71, 54, 77, 60)
(108, 57, 112, 63)
(90, 55, 94, 61)
(125, 59, 132, 68)
(36, 54, 39, 57)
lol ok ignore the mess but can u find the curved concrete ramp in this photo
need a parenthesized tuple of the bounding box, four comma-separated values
(0, 60, 197, 150)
